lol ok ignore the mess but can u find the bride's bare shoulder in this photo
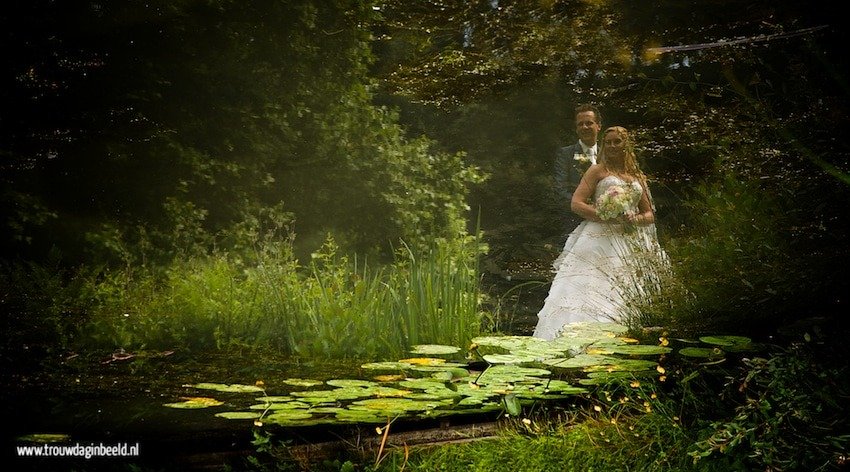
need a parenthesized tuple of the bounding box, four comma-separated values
(585, 164, 607, 180)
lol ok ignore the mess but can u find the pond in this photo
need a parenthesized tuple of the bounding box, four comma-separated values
(5, 350, 364, 469)
(5, 322, 757, 470)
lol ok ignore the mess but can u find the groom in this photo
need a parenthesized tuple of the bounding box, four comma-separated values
(553, 103, 602, 236)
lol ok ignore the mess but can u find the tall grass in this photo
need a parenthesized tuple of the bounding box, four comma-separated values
(72, 234, 487, 360)
(382, 238, 485, 352)
(619, 172, 801, 336)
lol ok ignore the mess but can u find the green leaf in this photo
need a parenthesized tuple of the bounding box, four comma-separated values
(215, 411, 263, 420)
(503, 393, 522, 416)
(679, 347, 725, 358)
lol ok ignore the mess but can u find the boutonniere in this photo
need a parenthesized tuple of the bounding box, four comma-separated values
(573, 153, 591, 164)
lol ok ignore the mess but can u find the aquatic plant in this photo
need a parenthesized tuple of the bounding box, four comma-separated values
(75, 233, 486, 360)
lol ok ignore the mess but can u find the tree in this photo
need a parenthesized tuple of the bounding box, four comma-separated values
(1, 0, 481, 265)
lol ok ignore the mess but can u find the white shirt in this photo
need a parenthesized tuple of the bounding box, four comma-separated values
(579, 142, 598, 164)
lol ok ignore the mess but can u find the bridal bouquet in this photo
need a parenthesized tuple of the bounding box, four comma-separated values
(596, 185, 635, 222)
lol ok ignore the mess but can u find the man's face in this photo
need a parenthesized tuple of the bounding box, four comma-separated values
(575, 111, 601, 145)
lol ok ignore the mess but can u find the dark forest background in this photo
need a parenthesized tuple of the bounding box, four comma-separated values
(2, 0, 849, 343)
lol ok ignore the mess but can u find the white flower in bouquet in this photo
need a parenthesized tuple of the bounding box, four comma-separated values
(573, 153, 591, 163)
(596, 185, 635, 222)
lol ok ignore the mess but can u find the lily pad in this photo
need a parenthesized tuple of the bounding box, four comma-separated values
(596, 344, 672, 356)
(578, 369, 658, 385)
(306, 406, 346, 414)
(282, 378, 324, 388)
(189, 383, 264, 393)
(17, 433, 71, 443)
(350, 398, 439, 415)
(560, 322, 628, 335)
(541, 354, 614, 369)
(482, 353, 540, 364)
(410, 344, 461, 355)
(454, 382, 502, 398)
(408, 390, 460, 401)
(326, 379, 377, 388)
(374, 374, 406, 382)
(471, 336, 551, 352)
(215, 411, 263, 420)
(698, 335, 752, 347)
(164, 397, 224, 409)
(335, 409, 387, 424)
(399, 357, 448, 366)
(586, 337, 628, 348)
(549, 336, 605, 351)
(249, 401, 310, 410)
(265, 410, 316, 425)
(457, 396, 488, 406)
(361, 361, 412, 371)
(477, 365, 551, 381)
(583, 359, 659, 372)
(509, 380, 586, 400)
(679, 347, 726, 358)
(584, 346, 615, 355)
(540, 380, 589, 395)
(290, 388, 371, 402)
(369, 386, 414, 397)
(255, 396, 293, 402)
(515, 344, 576, 358)
(429, 368, 470, 381)
(409, 362, 468, 372)
(428, 403, 502, 417)
(399, 378, 448, 390)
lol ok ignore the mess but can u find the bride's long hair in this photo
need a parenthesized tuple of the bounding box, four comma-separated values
(601, 126, 646, 185)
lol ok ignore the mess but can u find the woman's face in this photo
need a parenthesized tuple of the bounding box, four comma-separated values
(603, 131, 626, 160)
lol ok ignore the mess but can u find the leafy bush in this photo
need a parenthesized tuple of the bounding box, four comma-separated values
(689, 343, 850, 471)
(632, 172, 801, 335)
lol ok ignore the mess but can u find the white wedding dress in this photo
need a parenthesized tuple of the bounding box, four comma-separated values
(533, 175, 667, 340)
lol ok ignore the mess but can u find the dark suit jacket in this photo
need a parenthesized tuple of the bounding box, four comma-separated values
(553, 142, 595, 235)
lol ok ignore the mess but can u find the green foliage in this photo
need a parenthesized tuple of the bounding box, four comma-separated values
(631, 172, 801, 335)
(689, 345, 850, 471)
(72, 233, 486, 359)
(0, 250, 102, 366)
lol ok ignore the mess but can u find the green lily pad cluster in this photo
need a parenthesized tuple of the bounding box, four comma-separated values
(167, 360, 592, 425)
(165, 322, 724, 426)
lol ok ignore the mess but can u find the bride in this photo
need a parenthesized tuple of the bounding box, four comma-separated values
(533, 126, 666, 340)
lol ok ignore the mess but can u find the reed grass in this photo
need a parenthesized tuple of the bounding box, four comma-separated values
(75, 234, 486, 360)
